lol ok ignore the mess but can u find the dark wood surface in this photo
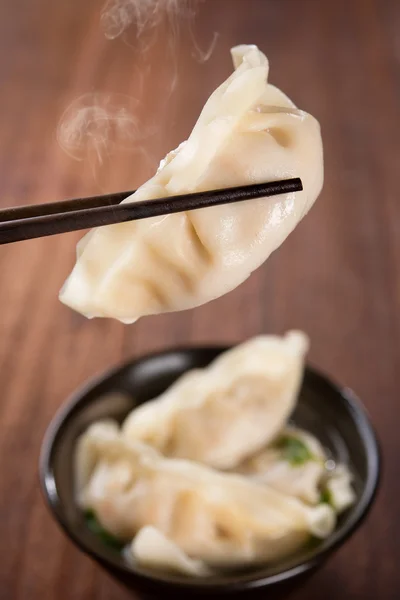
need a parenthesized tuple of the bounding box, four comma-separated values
(0, 0, 398, 598)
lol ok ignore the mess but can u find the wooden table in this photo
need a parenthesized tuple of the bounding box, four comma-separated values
(0, 0, 398, 598)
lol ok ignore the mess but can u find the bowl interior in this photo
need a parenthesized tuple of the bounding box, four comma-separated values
(40, 346, 380, 590)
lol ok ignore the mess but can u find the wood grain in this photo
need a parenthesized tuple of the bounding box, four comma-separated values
(0, 0, 398, 598)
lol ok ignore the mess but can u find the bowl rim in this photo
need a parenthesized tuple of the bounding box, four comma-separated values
(39, 344, 381, 593)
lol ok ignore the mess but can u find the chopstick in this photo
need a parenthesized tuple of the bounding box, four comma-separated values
(0, 189, 130, 221)
(0, 178, 302, 245)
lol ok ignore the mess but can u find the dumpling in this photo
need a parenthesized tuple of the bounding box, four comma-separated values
(128, 526, 211, 577)
(121, 331, 309, 469)
(233, 426, 327, 504)
(75, 419, 120, 495)
(323, 464, 356, 513)
(76, 422, 335, 570)
(60, 44, 323, 323)
(235, 427, 356, 511)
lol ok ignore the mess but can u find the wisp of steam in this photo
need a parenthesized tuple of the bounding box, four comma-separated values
(57, 0, 218, 183)
(57, 93, 153, 163)
(101, 0, 194, 40)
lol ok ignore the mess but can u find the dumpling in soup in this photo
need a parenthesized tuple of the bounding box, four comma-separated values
(128, 526, 212, 577)
(122, 331, 309, 469)
(323, 464, 356, 514)
(233, 426, 327, 504)
(76, 422, 335, 570)
(234, 426, 356, 511)
(60, 44, 323, 323)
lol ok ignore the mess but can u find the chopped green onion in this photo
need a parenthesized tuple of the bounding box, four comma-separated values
(276, 435, 314, 466)
(84, 510, 125, 551)
(319, 488, 333, 506)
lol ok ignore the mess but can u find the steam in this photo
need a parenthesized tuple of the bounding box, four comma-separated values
(101, 0, 194, 40)
(100, 0, 218, 63)
(190, 29, 219, 64)
(57, 0, 219, 184)
(57, 93, 156, 176)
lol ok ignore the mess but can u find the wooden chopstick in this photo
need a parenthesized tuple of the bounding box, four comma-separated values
(0, 178, 302, 245)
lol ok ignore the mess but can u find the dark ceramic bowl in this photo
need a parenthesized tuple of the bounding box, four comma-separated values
(40, 346, 380, 599)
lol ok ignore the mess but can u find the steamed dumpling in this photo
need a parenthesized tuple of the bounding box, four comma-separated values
(234, 426, 327, 504)
(324, 464, 356, 513)
(128, 526, 211, 577)
(76, 422, 335, 569)
(122, 331, 309, 469)
(60, 45, 323, 323)
(234, 427, 356, 510)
